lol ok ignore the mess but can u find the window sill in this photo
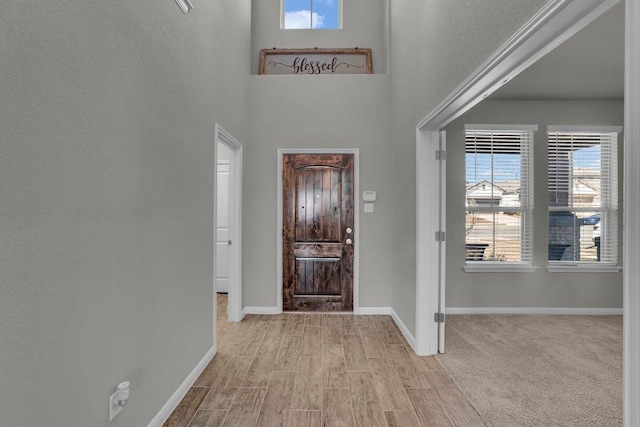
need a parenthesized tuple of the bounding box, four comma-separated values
(546, 264, 622, 273)
(464, 263, 539, 273)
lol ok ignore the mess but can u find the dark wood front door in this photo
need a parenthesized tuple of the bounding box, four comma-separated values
(283, 153, 354, 311)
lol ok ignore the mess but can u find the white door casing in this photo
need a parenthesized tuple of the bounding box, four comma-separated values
(438, 130, 447, 353)
(624, 0, 640, 425)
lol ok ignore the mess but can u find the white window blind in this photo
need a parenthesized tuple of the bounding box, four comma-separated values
(547, 127, 620, 264)
(464, 126, 536, 264)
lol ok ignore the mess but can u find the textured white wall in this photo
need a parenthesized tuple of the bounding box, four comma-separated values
(389, 0, 549, 334)
(444, 100, 623, 308)
(0, 1, 250, 426)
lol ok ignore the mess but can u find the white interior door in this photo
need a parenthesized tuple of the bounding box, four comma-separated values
(216, 161, 230, 293)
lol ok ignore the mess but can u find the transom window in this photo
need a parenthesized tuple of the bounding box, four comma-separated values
(464, 125, 537, 264)
(547, 126, 621, 264)
(282, 0, 341, 29)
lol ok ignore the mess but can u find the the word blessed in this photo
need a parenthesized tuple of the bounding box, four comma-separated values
(291, 56, 360, 74)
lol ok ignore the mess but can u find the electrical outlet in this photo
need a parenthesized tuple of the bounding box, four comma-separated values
(109, 390, 123, 421)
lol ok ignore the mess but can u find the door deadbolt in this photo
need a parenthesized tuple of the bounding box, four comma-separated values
(346, 227, 353, 234)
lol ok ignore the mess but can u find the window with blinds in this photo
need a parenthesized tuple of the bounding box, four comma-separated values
(465, 125, 536, 264)
(547, 126, 620, 264)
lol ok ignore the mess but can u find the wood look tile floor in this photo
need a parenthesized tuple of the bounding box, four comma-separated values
(163, 294, 485, 427)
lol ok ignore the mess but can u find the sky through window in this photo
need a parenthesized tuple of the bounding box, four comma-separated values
(284, 0, 340, 29)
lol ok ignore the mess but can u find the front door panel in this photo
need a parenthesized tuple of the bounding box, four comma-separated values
(283, 154, 354, 311)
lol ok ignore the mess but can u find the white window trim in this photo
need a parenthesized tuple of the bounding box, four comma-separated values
(464, 125, 537, 267)
(547, 125, 623, 133)
(464, 263, 539, 273)
(465, 124, 539, 132)
(547, 126, 621, 266)
(547, 263, 622, 273)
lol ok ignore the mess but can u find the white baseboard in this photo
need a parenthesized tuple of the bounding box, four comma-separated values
(390, 308, 417, 350)
(446, 307, 623, 315)
(243, 306, 281, 315)
(147, 345, 216, 427)
(356, 307, 392, 315)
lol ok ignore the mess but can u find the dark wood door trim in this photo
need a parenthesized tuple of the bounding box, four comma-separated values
(278, 150, 359, 313)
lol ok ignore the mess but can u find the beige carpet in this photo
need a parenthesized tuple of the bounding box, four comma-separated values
(436, 314, 622, 427)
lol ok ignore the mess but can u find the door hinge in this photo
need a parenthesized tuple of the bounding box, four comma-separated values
(435, 150, 446, 161)
(434, 312, 445, 323)
(435, 231, 446, 242)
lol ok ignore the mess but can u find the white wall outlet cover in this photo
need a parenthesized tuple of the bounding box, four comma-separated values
(109, 390, 123, 421)
(362, 191, 377, 202)
(109, 381, 130, 422)
(364, 203, 374, 213)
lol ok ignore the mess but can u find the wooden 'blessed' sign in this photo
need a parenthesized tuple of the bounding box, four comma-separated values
(259, 48, 372, 75)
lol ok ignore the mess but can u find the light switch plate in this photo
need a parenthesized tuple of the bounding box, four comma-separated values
(362, 191, 377, 202)
(364, 203, 374, 213)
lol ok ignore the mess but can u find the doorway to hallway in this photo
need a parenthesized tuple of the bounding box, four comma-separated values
(214, 125, 243, 324)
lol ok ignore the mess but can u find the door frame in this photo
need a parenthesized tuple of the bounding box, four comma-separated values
(414, 0, 622, 356)
(277, 149, 360, 313)
(624, 1, 640, 425)
(214, 124, 243, 324)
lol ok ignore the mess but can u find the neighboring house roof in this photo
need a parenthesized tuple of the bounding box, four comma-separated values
(466, 180, 506, 192)
(466, 181, 504, 199)
(495, 179, 521, 194)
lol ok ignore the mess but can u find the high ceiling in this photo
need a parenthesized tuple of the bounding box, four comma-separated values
(491, 1, 624, 101)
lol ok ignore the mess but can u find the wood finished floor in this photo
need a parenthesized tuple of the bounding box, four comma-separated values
(163, 294, 485, 427)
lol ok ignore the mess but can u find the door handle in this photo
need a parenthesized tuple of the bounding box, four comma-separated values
(346, 238, 353, 245)
(346, 227, 353, 234)
(228, 240, 232, 246)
